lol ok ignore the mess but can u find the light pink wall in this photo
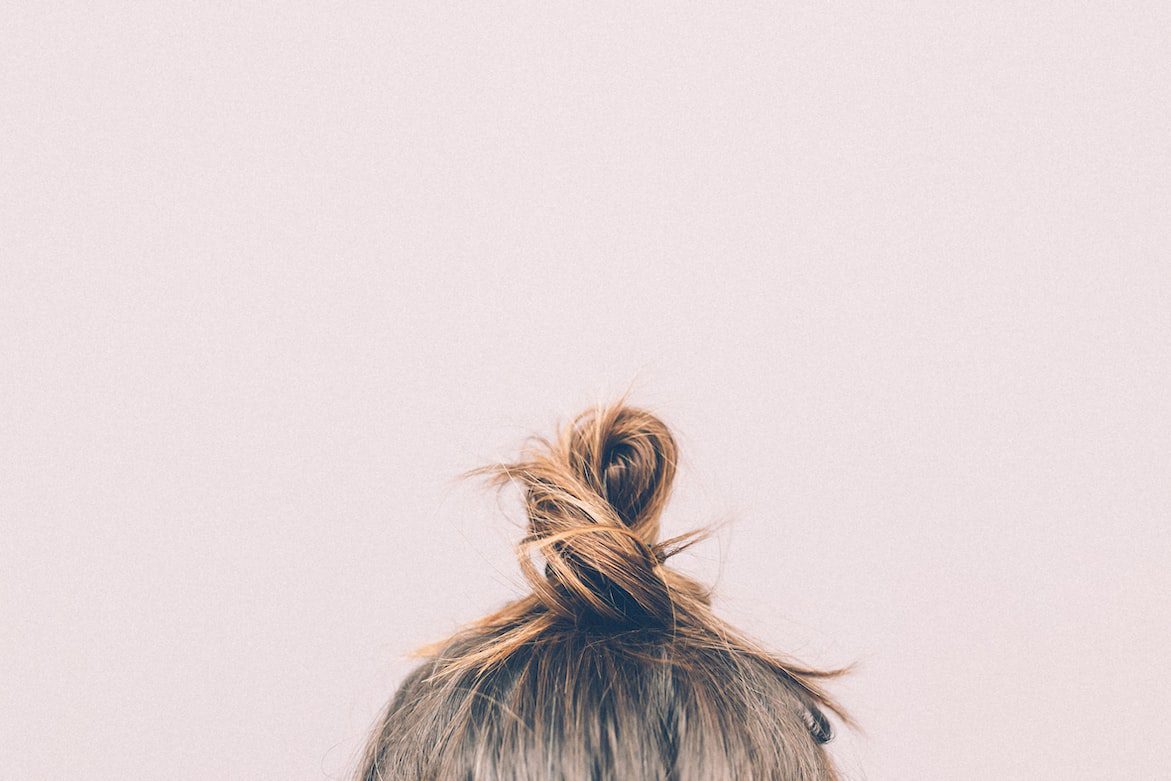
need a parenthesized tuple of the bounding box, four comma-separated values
(2, 4, 1168, 779)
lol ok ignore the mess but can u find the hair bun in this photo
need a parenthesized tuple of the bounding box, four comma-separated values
(473, 401, 699, 627)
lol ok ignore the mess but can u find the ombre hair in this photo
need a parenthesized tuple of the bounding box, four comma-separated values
(357, 397, 850, 780)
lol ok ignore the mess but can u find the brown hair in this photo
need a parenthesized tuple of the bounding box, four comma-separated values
(357, 397, 850, 780)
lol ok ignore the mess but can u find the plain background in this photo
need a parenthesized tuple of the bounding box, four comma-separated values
(2, 3, 1168, 779)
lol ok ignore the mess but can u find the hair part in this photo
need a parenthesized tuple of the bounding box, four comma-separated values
(357, 395, 851, 780)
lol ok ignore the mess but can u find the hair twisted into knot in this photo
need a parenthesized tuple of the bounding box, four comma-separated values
(503, 403, 698, 626)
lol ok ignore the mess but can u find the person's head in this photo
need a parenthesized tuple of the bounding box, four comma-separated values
(358, 398, 850, 780)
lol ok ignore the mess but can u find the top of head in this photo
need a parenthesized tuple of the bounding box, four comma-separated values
(360, 400, 850, 781)
(482, 402, 690, 628)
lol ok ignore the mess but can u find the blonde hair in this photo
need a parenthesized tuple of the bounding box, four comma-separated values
(357, 396, 850, 780)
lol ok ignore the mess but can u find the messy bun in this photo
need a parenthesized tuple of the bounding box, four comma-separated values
(486, 404, 700, 627)
(357, 397, 851, 781)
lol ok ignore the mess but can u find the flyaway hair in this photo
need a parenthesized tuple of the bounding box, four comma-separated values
(357, 396, 851, 780)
